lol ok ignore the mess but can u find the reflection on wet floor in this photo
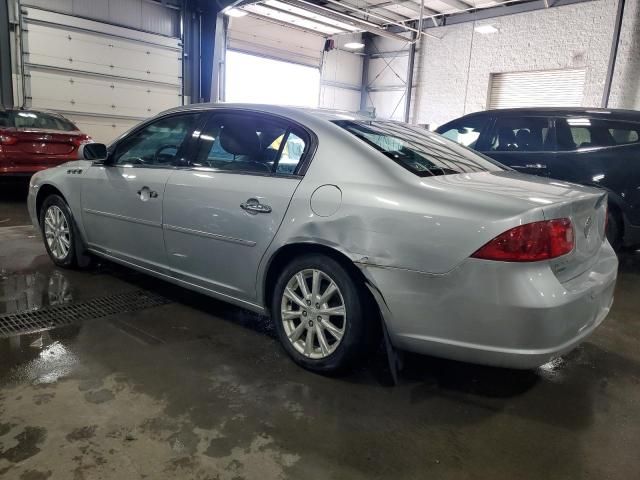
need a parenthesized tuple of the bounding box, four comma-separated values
(0, 269, 73, 314)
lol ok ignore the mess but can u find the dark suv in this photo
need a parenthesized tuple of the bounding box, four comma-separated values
(436, 108, 640, 249)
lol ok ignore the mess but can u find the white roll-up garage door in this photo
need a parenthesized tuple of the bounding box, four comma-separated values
(21, 7, 182, 143)
(227, 15, 324, 68)
(488, 69, 585, 110)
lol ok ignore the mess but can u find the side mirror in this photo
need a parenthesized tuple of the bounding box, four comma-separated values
(79, 143, 108, 162)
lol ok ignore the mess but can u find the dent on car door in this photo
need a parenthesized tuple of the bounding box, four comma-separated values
(81, 112, 202, 269)
(162, 111, 310, 304)
(482, 116, 554, 177)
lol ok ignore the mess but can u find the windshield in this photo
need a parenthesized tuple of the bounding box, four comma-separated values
(0, 111, 78, 131)
(334, 120, 504, 177)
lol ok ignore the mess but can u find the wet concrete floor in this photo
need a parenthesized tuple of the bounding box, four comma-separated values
(1, 181, 639, 479)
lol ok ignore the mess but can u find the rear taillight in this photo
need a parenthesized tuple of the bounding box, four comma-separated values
(471, 218, 574, 262)
(0, 134, 18, 145)
(72, 135, 92, 148)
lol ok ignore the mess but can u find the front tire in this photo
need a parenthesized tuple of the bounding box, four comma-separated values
(40, 195, 79, 268)
(271, 254, 367, 373)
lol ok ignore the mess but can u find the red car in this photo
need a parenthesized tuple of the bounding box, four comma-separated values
(0, 109, 91, 176)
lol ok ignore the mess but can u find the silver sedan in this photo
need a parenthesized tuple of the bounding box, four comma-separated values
(27, 104, 618, 372)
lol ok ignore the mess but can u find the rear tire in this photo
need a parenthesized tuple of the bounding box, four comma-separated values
(606, 208, 623, 251)
(271, 254, 367, 373)
(39, 195, 86, 269)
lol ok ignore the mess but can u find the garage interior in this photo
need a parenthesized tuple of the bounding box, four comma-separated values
(1, 0, 640, 479)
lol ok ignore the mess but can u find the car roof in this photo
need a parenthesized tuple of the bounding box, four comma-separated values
(461, 107, 640, 121)
(0, 108, 70, 118)
(159, 103, 374, 123)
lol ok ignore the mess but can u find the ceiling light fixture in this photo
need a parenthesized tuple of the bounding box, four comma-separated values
(474, 24, 498, 34)
(223, 7, 247, 17)
(344, 42, 365, 50)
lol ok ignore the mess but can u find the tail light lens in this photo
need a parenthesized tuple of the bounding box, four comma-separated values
(471, 218, 574, 262)
(0, 134, 18, 145)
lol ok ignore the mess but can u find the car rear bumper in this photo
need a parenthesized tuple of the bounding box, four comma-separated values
(360, 241, 618, 369)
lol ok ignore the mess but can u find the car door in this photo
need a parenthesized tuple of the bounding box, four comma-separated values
(480, 115, 554, 177)
(550, 115, 640, 222)
(81, 112, 202, 270)
(162, 110, 312, 303)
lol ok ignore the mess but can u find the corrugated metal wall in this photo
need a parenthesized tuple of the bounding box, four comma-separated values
(23, 0, 180, 37)
(19, 6, 183, 142)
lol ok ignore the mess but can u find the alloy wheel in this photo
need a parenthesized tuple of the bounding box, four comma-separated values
(44, 205, 71, 260)
(280, 268, 346, 359)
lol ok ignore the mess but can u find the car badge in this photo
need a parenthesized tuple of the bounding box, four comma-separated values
(584, 216, 593, 238)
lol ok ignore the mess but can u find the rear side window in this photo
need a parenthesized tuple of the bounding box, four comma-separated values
(488, 117, 552, 152)
(0, 111, 78, 131)
(334, 120, 503, 177)
(556, 117, 640, 150)
(437, 115, 487, 148)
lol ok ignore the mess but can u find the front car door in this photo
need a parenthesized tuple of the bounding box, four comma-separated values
(81, 112, 202, 269)
(480, 115, 554, 177)
(162, 110, 313, 305)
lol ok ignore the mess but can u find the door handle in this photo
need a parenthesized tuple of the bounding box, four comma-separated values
(137, 186, 158, 201)
(240, 198, 272, 214)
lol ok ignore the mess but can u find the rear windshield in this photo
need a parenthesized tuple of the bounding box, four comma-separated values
(334, 120, 504, 177)
(0, 111, 78, 131)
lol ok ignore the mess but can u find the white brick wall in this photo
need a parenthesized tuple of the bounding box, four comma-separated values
(411, 0, 640, 128)
(610, 0, 640, 109)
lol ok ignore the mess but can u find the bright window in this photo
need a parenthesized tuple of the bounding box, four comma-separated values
(225, 51, 320, 108)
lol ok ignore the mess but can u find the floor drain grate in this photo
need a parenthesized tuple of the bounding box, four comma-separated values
(0, 289, 172, 338)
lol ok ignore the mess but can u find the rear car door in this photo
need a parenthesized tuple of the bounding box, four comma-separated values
(81, 112, 202, 269)
(551, 115, 640, 226)
(481, 115, 554, 177)
(163, 110, 312, 303)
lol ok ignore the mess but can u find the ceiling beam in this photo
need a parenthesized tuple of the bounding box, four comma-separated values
(373, 0, 440, 16)
(435, 0, 475, 12)
(332, 0, 416, 22)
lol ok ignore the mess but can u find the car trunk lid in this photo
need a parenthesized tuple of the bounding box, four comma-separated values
(417, 171, 608, 276)
(544, 192, 608, 282)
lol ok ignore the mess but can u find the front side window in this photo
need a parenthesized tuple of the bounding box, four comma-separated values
(335, 120, 503, 177)
(194, 113, 308, 175)
(437, 115, 487, 148)
(113, 113, 200, 166)
(488, 117, 551, 152)
(556, 117, 640, 150)
(0, 111, 78, 131)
